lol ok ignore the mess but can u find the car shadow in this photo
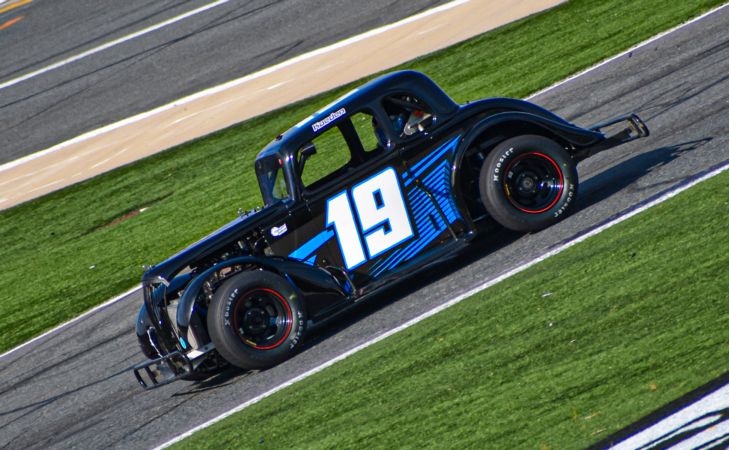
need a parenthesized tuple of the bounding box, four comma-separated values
(175, 367, 251, 395)
(575, 137, 712, 212)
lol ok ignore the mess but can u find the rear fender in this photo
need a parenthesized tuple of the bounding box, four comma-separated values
(451, 112, 604, 223)
(457, 111, 604, 158)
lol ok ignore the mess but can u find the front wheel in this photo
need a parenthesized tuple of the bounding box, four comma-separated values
(207, 271, 306, 370)
(479, 135, 577, 232)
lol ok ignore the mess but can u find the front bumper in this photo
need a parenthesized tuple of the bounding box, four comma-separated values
(133, 351, 192, 389)
(133, 279, 214, 389)
(132, 342, 216, 389)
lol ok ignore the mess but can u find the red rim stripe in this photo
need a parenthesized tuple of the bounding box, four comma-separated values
(504, 151, 564, 214)
(234, 288, 292, 350)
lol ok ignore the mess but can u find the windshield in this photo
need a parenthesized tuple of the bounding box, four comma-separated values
(255, 155, 290, 205)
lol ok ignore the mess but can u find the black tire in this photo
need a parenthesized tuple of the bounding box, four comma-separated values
(479, 135, 577, 232)
(207, 271, 306, 370)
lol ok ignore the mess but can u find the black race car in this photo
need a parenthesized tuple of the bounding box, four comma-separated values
(133, 70, 648, 388)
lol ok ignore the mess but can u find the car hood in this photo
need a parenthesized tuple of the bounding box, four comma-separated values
(142, 202, 288, 282)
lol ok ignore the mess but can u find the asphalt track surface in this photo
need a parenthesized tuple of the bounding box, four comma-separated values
(0, 0, 453, 165)
(2, 7, 729, 450)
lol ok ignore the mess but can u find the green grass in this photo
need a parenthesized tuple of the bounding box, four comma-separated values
(175, 169, 729, 450)
(0, 0, 724, 352)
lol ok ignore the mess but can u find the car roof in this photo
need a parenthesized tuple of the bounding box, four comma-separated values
(255, 70, 459, 162)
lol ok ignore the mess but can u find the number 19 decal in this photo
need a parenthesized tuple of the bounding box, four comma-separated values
(326, 167, 413, 270)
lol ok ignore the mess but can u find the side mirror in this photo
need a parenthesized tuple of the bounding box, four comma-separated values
(298, 142, 317, 176)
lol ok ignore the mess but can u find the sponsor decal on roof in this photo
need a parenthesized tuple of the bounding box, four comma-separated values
(312, 108, 346, 132)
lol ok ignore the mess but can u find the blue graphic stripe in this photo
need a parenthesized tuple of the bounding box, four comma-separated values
(372, 141, 465, 277)
(408, 191, 434, 218)
(288, 229, 335, 261)
(373, 217, 439, 276)
(420, 160, 461, 222)
(409, 135, 459, 176)
(404, 136, 460, 187)
(370, 188, 427, 275)
(372, 186, 445, 277)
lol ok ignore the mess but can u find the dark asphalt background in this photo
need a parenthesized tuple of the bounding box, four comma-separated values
(1, 4, 728, 450)
(0, 0, 451, 165)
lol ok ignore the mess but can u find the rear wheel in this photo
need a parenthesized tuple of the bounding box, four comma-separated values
(479, 135, 577, 232)
(207, 271, 306, 370)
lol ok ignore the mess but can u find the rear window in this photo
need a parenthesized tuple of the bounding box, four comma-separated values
(381, 94, 434, 139)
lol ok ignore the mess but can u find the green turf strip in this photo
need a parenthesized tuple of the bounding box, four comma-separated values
(0, 0, 724, 352)
(175, 170, 729, 449)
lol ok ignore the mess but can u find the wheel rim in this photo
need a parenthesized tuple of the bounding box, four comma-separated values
(231, 288, 292, 350)
(503, 151, 564, 214)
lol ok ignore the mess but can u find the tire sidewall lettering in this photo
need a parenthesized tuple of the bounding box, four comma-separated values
(479, 135, 578, 233)
(554, 182, 575, 217)
(223, 287, 239, 327)
(492, 147, 515, 182)
(208, 271, 308, 370)
(289, 309, 305, 349)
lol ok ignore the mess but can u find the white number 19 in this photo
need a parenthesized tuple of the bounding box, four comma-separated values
(326, 167, 413, 270)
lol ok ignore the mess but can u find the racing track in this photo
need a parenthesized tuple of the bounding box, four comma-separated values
(2, 5, 729, 450)
(0, 0, 455, 165)
(0, 0, 562, 209)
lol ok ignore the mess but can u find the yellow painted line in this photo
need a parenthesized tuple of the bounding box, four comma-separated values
(0, 15, 23, 30)
(0, 0, 32, 15)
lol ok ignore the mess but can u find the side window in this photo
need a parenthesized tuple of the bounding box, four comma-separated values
(350, 111, 381, 152)
(382, 94, 434, 139)
(299, 126, 351, 189)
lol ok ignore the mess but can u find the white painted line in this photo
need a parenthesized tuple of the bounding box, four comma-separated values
(0, 0, 469, 175)
(417, 25, 443, 36)
(0, 285, 142, 360)
(610, 384, 729, 449)
(266, 81, 288, 90)
(0, 152, 86, 187)
(171, 112, 200, 124)
(0, 0, 230, 91)
(27, 179, 64, 193)
(91, 157, 112, 169)
(526, 2, 729, 100)
(155, 162, 729, 449)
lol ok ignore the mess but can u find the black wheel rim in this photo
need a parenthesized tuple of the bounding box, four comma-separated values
(232, 288, 292, 350)
(503, 152, 564, 214)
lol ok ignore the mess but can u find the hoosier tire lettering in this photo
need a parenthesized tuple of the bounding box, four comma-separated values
(479, 134, 578, 232)
(208, 271, 306, 370)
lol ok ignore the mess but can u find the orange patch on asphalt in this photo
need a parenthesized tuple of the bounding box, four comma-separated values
(0, 15, 23, 30)
(0, 0, 32, 15)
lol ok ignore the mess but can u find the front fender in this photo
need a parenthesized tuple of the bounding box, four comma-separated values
(135, 303, 159, 359)
(175, 256, 346, 347)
